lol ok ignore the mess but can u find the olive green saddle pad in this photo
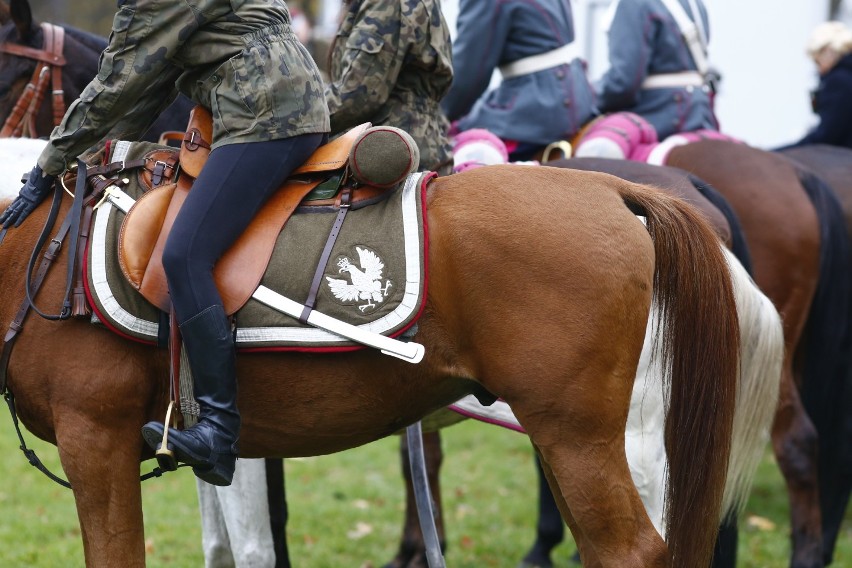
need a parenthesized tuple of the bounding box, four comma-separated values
(85, 142, 429, 350)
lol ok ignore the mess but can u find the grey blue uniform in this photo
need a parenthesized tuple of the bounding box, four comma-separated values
(38, 0, 330, 176)
(441, 0, 596, 147)
(597, 0, 717, 139)
(326, 0, 453, 172)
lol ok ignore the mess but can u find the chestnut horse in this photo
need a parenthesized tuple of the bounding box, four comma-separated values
(667, 140, 852, 568)
(0, 163, 739, 567)
(388, 157, 758, 568)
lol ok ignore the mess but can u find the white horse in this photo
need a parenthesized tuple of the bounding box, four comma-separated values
(197, 245, 784, 564)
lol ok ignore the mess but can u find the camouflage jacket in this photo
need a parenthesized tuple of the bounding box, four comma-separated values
(39, 0, 330, 176)
(325, 0, 453, 172)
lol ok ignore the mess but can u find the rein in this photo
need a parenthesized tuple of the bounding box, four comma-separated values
(0, 162, 185, 488)
(0, 22, 67, 138)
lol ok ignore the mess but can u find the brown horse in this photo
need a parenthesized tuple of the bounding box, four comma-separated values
(778, 144, 852, 566)
(667, 140, 852, 568)
(0, 164, 739, 567)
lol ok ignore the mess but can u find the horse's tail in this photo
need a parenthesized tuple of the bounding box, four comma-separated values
(617, 182, 740, 567)
(720, 247, 783, 520)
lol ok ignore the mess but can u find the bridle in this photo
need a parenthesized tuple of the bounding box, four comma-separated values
(0, 22, 66, 138)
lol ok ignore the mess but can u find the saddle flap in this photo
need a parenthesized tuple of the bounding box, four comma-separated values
(118, 176, 322, 315)
(179, 106, 213, 179)
(293, 122, 371, 174)
(118, 181, 187, 311)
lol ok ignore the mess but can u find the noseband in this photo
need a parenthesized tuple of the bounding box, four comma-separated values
(0, 22, 66, 138)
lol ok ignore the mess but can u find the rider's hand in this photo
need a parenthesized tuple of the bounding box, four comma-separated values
(0, 165, 57, 228)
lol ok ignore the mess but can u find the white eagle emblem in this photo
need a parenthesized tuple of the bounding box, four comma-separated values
(326, 247, 393, 312)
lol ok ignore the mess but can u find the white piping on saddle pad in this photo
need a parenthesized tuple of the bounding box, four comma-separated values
(91, 200, 160, 337)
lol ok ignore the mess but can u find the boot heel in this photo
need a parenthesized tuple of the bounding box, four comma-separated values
(193, 458, 235, 486)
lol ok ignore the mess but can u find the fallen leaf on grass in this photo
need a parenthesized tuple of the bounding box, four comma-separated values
(347, 522, 374, 539)
(747, 515, 776, 531)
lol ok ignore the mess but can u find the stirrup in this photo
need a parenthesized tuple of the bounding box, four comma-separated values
(154, 401, 178, 471)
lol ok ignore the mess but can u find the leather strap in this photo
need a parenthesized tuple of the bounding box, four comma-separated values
(0, 23, 66, 138)
(300, 188, 352, 323)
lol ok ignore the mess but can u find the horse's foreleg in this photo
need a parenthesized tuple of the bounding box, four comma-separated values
(385, 431, 445, 568)
(772, 371, 824, 568)
(55, 417, 146, 567)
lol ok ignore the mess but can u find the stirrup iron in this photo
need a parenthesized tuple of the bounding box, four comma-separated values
(154, 401, 178, 471)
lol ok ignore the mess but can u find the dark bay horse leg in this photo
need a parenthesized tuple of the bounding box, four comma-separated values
(518, 455, 565, 568)
(386, 431, 446, 568)
(265, 458, 291, 568)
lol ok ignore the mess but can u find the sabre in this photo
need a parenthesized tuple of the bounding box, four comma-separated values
(252, 285, 425, 364)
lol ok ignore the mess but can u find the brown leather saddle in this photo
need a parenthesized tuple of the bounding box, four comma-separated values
(118, 106, 391, 315)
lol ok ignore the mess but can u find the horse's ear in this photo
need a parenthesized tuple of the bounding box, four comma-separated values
(9, 0, 35, 41)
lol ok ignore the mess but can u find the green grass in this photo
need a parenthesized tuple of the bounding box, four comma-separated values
(0, 417, 848, 566)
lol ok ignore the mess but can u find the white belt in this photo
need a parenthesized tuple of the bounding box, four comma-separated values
(499, 43, 580, 80)
(642, 71, 705, 89)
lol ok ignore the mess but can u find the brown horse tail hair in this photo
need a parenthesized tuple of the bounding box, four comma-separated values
(618, 182, 740, 568)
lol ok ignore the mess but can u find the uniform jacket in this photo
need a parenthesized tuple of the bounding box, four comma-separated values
(788, 53, 852, 149)
(597, 0, 717, 139)
(39, 0, 330, 176)
(326, 0, 453, 171)
(441, 0, 596, 146)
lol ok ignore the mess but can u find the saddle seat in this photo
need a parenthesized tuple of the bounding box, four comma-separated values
(118, 106, 414, 316)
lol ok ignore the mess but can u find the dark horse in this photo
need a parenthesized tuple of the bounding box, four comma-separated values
(0, 0, 193, 142)
(0, 161, 741, 567)
(778, 144, 852, 567)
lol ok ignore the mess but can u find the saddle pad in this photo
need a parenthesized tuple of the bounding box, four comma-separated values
(85, 165, 431, 350)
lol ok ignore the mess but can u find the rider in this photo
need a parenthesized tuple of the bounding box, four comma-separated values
(0, 0, 330, 486)
(441, 0, 597, 161)
(779, 21, 852, 150)
(575, 0, 719, 158)
(324, 0, 454, 173)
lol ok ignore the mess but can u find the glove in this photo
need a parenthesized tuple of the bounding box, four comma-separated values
(0, 165, 57, 228)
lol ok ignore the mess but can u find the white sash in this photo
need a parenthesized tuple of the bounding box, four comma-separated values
(498, 43, 580, 80)
(658, 0, 710, 77)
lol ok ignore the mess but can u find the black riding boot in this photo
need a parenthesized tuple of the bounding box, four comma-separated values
(142, 304, 240, 486)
